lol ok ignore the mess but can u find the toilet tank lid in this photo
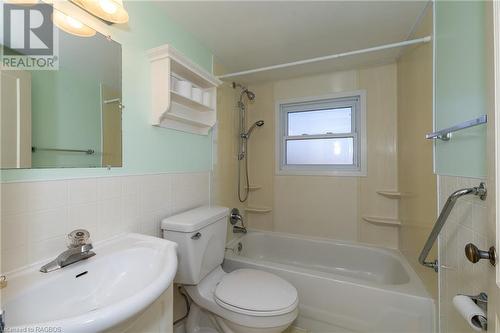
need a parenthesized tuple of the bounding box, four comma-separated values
(161, 206, 229, 233)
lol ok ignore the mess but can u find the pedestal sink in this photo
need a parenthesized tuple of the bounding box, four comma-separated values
(2, 233, 178, 332)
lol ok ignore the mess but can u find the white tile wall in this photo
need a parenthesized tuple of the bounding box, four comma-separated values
(0, 172, 210, 273)
(438, 175, 492, 333)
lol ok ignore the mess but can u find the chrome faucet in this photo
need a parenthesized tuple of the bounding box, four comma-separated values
(40, 229, 95, 273)
(233, 225, 247, 234)
(230, 208, 247, 234)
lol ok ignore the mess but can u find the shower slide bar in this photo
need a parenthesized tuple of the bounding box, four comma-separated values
(217, 36, 431, 79)
(419, 183, 487, 272)
(426, 115, 487, 141)
(31, 147, 95, 155)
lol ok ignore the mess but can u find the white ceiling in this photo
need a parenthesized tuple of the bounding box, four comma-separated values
(156, 1, 429, 82)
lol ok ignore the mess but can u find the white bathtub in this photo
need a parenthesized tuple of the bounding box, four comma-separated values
(223, 231, 435, 333)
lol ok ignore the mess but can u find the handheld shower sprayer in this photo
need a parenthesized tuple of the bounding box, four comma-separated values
(242, 120, 265, 139)
(233, 82, 263, 202)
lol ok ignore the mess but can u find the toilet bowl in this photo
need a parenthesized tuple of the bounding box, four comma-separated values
(161, 206, 298, 333)
(185, 267, 298, 333)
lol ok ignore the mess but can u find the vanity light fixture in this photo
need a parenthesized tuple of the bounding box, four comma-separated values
(70, 0, 129, 24)
(53, 9, 96, 37)
(4, 0, 39, 4)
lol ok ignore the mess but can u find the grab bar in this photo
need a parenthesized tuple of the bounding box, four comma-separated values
(426, 115, 487, 141)
(419, 182, 487, 272)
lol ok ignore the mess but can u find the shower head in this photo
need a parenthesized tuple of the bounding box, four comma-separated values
(245, 90, 256, 101)
(244, 120, 265, 138)
(233, 82, 256, 101)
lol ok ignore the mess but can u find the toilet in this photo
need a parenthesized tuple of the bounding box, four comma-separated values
(161, 206, 299, 333)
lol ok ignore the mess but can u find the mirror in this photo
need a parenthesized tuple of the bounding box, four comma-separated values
(1, 27, 122, 169)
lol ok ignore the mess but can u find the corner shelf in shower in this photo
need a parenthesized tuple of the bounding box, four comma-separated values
(376, 190, 403, 199)
(362, 216, 401, 227)
(245, 185, 263, 191)
(147, 44, 222, 135)
(245, 207, 272, 214)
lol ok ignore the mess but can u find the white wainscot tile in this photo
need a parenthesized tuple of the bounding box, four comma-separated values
(67, 203, 98, 237)
(97, 177, 123, 200)
(445, 176, 458, 202)
(122, 194, 141, 232)
(140, 211, 163, 238)
(68, 178, 97, 205)
(454, 200, 472, 228)
(29, 181, 68, 212)
(122, 175, 141, 197)
(472, 202, 488, 237)
(1, 182, 31, 216)
(172, 173, 209, 214)
(141, 174, 171, 217)
(97, 198, 123, 241)
(28, 208, 68, 243)
(1, 213, 28, 250)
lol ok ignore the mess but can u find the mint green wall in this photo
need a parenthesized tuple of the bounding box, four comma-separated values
(1, 1, 214, 182)
(31, 69, 102, 168)
(434, 1, 487, 177)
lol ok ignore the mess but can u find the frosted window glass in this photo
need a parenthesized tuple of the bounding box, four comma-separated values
(288, 108, 352, 136)
(286, 138, 354, 165)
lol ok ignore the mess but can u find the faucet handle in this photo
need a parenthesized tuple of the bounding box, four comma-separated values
(230, 208, 243, 225)
(67, 229, 91, 248)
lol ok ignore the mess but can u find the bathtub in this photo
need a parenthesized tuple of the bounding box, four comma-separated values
(223, 231, 435, 333)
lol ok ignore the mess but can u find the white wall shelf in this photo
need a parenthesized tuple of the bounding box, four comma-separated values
(362, 216, 401, 227)
(376, 190, 403, 199)
(147, 44, 222, 135)
(245, 207, 272, 214)
(171, 91, 214, 113)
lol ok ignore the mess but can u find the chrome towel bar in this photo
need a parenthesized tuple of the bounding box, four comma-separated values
(419, 182, 487, 272)
(32, 147, 95, 155)
(426, 115, 487, 141)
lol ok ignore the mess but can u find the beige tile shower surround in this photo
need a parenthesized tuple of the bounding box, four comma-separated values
(438, 175, 492, 333)
(0, 172, 210, 273)
(225, 64, 400, 249)
(213, 7, 438, 300)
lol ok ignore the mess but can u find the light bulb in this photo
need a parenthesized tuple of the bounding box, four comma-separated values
(66, 15, 84, 29)
(99, 0, 118, 14)
(52, 9, 96, 37)
(70, 0, 128, 24)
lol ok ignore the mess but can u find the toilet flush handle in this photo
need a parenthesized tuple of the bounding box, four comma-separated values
(191, 232, 202, 240)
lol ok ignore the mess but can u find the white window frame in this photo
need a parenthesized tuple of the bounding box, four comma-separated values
(275, 90, 367, 176)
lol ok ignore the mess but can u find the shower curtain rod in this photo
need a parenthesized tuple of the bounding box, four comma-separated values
(217, 36, 432, 79)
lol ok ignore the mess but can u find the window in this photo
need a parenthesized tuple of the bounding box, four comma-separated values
(276, 91, 366, 176)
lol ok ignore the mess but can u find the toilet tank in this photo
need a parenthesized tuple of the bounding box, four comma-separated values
(161, 206, 229, 285)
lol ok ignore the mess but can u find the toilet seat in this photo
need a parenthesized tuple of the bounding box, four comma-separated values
(214, 269, 298, 317)
(185, 266, 299, 332)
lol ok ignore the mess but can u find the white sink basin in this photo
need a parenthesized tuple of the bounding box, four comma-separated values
(2, 233, 177, 332)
